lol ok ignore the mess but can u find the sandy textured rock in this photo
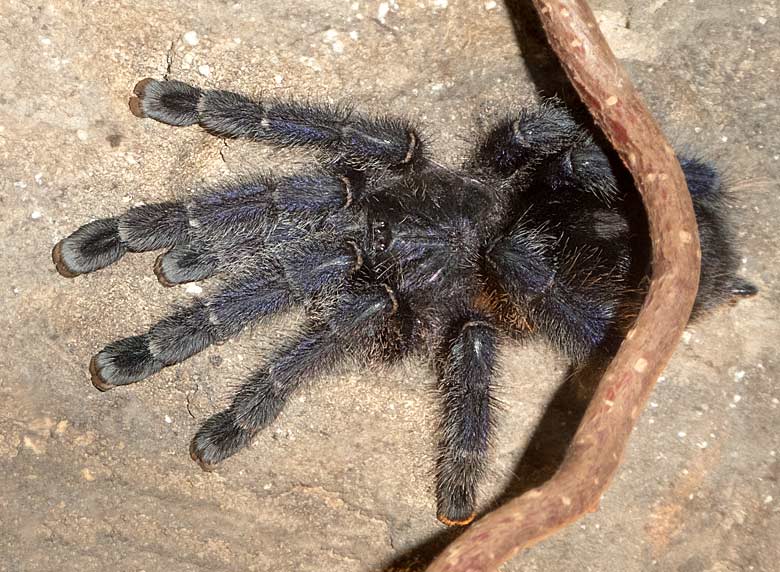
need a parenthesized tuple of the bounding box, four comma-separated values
(1, 1, 777, 570)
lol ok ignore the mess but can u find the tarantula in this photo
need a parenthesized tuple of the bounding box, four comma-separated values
(52, 77, 755, 526)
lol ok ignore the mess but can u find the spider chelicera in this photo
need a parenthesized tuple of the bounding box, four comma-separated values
(52, 78, 756, 525)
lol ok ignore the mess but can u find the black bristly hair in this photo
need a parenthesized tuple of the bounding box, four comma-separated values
(53, 77, 756, 526)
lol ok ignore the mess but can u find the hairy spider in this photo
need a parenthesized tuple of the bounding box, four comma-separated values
(52, 77, 756, 526)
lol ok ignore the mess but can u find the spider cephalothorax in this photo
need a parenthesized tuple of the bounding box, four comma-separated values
(52, 78, 755, 526)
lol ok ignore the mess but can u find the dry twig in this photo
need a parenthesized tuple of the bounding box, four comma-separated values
(426, 1, 701, 570)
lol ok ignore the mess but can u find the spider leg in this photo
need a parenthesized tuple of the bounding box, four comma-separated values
(472, 101, 581, 178)
(89, 241, 360, 391)
(472, 101, 627, 205)
(53, 170, 354, 282)
(487, 226, 619, 362)
(534, 140, 624, 204)
(190, 284, 398, 469)
(435, 315, 499, 526)
(130, 78, 424, 168)
(52, 202, 188, 277)
(157, 171, 357, 285)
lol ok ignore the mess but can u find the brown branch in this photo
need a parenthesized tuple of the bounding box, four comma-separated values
(426, 1, 701, 570)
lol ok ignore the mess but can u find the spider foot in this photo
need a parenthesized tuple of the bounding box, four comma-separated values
(436, 487, 478, 527)
(52, 218, 127, 277)
(436, 503, 477, 527)
(190, 411, 254, 471)
(89, 335, 165, 390)
(127, 78, 154, 118)
(154, 247, 218, 287)
(129, 78, 202, 126)
(52, 240, 81, 278)
(437, 512, 477, 527)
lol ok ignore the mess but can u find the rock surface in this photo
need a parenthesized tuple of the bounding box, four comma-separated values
(1, 1, 777, 570)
